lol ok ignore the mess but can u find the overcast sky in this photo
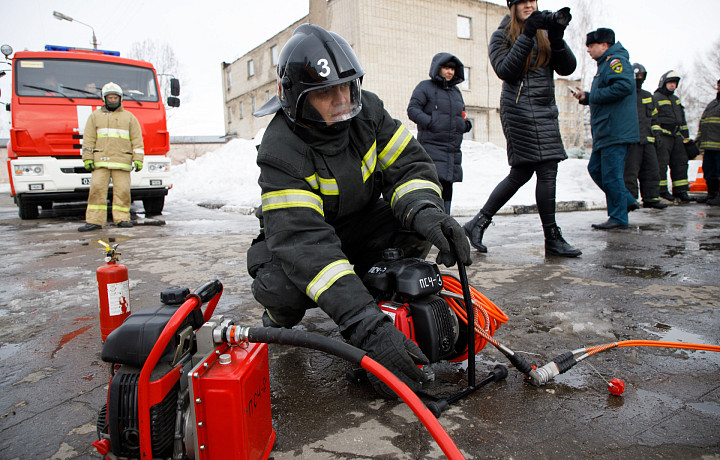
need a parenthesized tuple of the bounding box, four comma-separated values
(2, 0, 719, 137)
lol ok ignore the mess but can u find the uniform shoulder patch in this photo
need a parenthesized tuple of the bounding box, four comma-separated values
(610, 59, 623, 73)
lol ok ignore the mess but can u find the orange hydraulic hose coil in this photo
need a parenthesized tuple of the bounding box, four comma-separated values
(440, 274, 508, 359)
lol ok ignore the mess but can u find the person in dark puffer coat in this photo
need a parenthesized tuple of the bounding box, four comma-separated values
(463, 0, 581, 257)
(408, 52, 472, 215)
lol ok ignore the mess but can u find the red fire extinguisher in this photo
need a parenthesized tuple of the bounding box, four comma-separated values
(97, 240, 131, 341)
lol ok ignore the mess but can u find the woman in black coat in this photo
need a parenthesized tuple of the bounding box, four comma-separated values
(463, 0, 581, 257)
(408, 52, 472, 214)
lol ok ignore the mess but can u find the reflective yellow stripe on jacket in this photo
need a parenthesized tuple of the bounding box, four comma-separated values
(361, 125, 413, 182)
(305, 173, 339, 196)
(306, 259, 355, 302)
(391, 179, 442, 207)
(96, 128, 131, 140)
(378, 125, 412, 170)
(261, 189, 323, 215)
(94, 161, 132, 170)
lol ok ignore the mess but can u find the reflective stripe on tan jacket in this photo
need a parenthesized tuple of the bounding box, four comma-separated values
(81, 105, 144, 170)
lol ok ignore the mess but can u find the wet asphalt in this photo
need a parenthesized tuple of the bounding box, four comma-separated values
(0, 192, 718, 460)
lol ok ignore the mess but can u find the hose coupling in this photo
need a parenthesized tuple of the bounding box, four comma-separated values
(215, 324, 250, 345)
(528, 362, 560, 386)
(527, 351, 577, 386)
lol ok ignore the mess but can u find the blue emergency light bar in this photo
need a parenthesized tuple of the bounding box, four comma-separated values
(44, 45, 120, 56)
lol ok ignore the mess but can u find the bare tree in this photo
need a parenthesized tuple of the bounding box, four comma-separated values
(562, 0, 599, 149)
(675, 35, 720, 137)
(127, 40, 183, 111)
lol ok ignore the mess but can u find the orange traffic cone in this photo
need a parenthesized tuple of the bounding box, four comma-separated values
(689, 166, 707, 192)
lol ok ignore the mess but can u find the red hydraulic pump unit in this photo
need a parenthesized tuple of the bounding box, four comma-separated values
(96, 240, 131, 341)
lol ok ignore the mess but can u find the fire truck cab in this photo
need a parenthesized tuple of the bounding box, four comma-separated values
(2, 44, 176, 219)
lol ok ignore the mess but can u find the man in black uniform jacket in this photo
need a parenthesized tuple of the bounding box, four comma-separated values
(247, 24, 471, 398)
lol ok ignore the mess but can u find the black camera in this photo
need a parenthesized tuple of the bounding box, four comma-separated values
(539, 7, 571, 29)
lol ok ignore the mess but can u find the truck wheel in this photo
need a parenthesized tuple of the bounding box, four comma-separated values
(18, 198, 39, 220)
(143, 197, 165, 216)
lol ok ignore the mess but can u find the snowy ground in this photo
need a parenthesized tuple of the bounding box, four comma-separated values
(2, 138, 704, 217)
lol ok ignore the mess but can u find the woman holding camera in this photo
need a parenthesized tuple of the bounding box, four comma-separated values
(463, 0, 581, 257)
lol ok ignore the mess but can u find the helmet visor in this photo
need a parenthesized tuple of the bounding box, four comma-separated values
(298, 79, 362, 125)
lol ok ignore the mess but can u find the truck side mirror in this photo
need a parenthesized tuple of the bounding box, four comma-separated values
(167, 96, 180, 108)
(170, 78, 180, 97)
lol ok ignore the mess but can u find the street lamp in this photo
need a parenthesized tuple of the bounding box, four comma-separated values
(53, 11, 98, 49)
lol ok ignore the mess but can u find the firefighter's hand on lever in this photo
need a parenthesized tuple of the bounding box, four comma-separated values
(347, 311, 429, 399)
(412, 207, 472, 267)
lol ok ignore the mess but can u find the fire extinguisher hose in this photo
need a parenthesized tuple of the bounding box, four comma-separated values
(243, 327, 465, 460)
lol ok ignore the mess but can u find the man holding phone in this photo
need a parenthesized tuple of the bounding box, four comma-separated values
(572, 28, 639, 230)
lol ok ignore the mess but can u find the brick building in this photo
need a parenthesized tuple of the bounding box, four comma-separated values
(221, 0, 584, 149)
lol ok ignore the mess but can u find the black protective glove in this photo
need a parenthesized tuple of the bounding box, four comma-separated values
(412, 207, 472, 267)
(522, 11, 544, 38)
(465, 119, 473, 133)
(684, 139, 700, 159)
(357, 318, 429, 399)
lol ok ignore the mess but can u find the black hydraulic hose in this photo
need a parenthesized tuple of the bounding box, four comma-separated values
(245, 326, 366, 364)
(223, 326, 465, 459)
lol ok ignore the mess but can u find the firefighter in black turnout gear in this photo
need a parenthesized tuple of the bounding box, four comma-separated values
(247, 24, 471, 399)
(624, 63, 667, 209)
(653, 70, 694, 202)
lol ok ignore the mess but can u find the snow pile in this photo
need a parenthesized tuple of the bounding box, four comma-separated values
(167, 137, 607, 216)
(167, 138, 261, 212)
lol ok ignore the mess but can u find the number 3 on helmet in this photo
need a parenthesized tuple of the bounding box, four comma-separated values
(254, 23, 365, 124)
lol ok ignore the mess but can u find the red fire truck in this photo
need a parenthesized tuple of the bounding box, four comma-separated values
(1, 44, 178, 219)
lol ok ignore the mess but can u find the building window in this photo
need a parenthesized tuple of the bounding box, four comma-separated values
(271, 45, 279, 66)
(226, 68, 232, 91)
(457, 16, 471, 39)
(227, 106, 232, 124)
(461, 67, 471, 91)
(248, 59, 255, 78)
(265, 90, 270, 102)
(570, 120, 574, 129)
(239, 101, 244, 120)
(251, 94, 256, 113)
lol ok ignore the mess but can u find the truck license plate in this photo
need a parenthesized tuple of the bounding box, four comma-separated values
(82, 178, 91, 185)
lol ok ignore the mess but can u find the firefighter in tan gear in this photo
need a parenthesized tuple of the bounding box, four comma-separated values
(78, 82, 144, 231)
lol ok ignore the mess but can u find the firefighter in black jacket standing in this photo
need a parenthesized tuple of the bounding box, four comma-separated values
(653, 70, 693, 202)
(247, 24, 471, 398)
(697, 78, 720, 205)
(624, 63, 667, 209)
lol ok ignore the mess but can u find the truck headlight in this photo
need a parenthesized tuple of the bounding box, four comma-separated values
(147, 162, 170, 173)
(14, 164, 44, 176)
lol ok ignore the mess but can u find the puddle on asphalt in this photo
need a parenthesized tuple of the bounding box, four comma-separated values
(603, 264, 672, 279)
(0, 342, 22, 360)
(641, 323, 720, 365)
(687, 401, 720, 416)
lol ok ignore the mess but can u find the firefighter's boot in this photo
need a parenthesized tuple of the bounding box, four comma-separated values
(659, 188, 675, 202)
(706, 179, 720, 206)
